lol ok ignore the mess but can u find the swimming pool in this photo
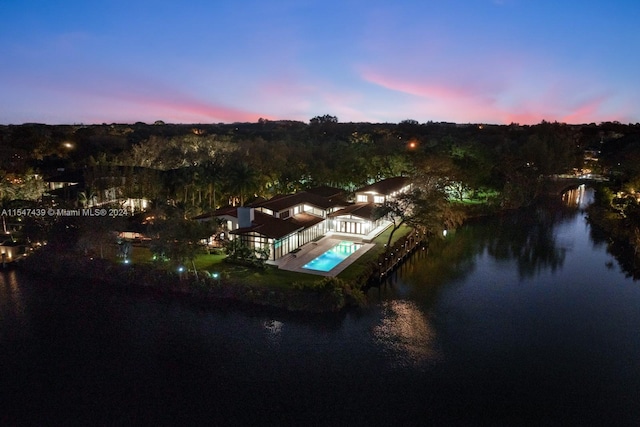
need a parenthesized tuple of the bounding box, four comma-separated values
(302, 241, 363, 272)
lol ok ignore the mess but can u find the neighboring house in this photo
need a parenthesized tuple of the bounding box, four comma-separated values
(44, 169, 84, 202)
(0, 240, 27, 265)
(196, 178, 411, 260)
(44, 167, 153, 213)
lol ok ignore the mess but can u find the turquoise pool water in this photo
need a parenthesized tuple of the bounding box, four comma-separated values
(302, 241, 363, 272)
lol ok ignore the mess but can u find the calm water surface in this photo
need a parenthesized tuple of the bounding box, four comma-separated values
(2, 188, 640, 426)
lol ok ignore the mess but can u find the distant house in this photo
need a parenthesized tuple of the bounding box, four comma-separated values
(44, 167, 154, 213)
(0, 240, 27, 265)
(44, 169, 84, 202)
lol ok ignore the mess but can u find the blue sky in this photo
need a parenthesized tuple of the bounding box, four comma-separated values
(1, 0, 639, 125)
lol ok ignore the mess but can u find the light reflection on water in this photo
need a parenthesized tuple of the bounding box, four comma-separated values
(0, 269, 24, 316)
(562, 184, 587, 208)
(0, 269, 29, 343)
(373, 300, 441, 369)
(263, 319, 284, 344)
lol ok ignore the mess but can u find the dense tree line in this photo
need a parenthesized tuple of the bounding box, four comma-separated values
(2, 120, 640, 216)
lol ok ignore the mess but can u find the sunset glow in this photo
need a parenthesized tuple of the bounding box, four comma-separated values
(1, 0, 638, 125)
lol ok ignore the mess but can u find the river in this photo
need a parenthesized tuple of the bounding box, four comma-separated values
(2, 187, 640, 426)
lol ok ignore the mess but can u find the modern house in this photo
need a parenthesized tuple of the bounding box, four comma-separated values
(197, 177, 410, 261)
(328, 177, 410, 236)
(354, 176, 410, 204)
(195, 186, 347, 260)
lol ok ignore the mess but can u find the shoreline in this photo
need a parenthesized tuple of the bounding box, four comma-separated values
(19, 249, 367, 314)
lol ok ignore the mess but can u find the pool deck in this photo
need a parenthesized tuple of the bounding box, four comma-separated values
(272, 233, 376, 277)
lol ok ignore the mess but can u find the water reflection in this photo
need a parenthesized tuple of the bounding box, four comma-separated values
(263, 319, 284, 345)
(0, 269, 24, 319)
(0, 269, 32, 346)
(562, 184, 587, 208)
(373, 300, 440, 369)
(392, 191, 593, 292)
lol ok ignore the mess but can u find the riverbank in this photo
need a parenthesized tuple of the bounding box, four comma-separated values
(20, 248, 367, 313)
(586, 203, 640, 279)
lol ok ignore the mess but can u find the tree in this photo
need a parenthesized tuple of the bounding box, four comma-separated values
(375, 168, 465, 251)
(75, 214, 122, 259)
(148, 213, 215, 278)
(226, 161, 260, 206)
(310, 115, 338, 125)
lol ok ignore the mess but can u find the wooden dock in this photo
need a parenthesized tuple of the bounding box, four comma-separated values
(367, 229, 427, 286)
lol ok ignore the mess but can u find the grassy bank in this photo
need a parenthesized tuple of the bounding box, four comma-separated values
(20, 224, 416, 313)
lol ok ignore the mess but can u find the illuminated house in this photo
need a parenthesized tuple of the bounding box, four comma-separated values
(0, 240, 27, 265)
(196, 187, 346, 260)
(354, 176, 410, 204)
(328, 177, 410, 237)
(197, 178, 411, 260)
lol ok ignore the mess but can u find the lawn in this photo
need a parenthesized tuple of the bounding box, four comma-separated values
(338, 225, 412, 280)
(106, 225, 414, 288)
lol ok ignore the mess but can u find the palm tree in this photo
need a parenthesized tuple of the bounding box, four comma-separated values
(201, 158, 224, 210)
(226, 161, 259, 206)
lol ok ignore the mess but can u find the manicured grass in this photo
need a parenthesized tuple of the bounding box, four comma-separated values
(192, 253, 228, 270)
(194, 252, 321, 288)
(241, 267, 319, 288)
(106, 226, 415, 289)
(338, 225, 412, 280)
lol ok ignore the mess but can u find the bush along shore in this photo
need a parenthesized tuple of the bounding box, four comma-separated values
(586, 203, 640, 279)
(20, 248, 367, 313)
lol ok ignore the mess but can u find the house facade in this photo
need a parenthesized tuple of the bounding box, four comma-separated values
(198, 178, 410, 261)
(0, 240, 27, 265)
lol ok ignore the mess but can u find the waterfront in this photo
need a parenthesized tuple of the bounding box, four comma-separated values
(2, 188, 640, 425)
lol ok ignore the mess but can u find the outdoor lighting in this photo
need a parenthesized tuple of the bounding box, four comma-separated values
(124, 259, 130, 264)
(443, 229, 448, 237)
(212, 272, 219, 279)
(178, 266, 185, 273)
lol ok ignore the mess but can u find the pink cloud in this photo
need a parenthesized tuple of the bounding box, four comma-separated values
(361, 69, 483, 102)
(359, 67, 622, 125)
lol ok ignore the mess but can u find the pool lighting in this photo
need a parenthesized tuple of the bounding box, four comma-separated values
(302, 241, 363, 272)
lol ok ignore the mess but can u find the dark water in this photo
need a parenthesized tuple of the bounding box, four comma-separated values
(2, 188, 640, 426)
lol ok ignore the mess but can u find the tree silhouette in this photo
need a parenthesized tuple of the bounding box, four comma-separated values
(226, 161, 259, 206)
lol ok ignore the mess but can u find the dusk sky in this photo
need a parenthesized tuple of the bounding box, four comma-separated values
(2, 0, 639, 125)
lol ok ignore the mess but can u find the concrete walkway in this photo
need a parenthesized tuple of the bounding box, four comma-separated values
(273, 234, 375, 277)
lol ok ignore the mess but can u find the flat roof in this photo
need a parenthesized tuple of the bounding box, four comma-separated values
(355, 176, 409, 195)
